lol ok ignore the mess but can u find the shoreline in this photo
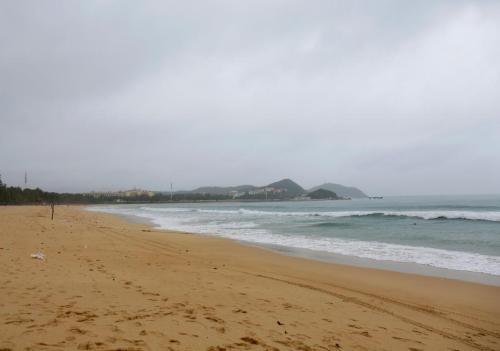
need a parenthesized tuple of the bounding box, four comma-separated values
(94, 207, 500, 287)
(1, 205, 499, 350)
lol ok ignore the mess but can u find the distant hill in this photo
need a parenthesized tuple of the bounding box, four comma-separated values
(266, 178, 305, 196)
(181, 179, 366, 200)
(308, 188, 339, 200)
(182, 178, 306, 198)
(308, 183, 367, 198)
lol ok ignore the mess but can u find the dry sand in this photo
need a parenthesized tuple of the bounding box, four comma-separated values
(1, 205, 499, 351)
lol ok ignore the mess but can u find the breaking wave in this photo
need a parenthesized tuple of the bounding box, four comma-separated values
(136, 208, 500, 222)
(88, 203, 500, 276)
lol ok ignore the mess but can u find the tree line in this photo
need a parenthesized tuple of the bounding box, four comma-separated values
(0, 177, 233, 204)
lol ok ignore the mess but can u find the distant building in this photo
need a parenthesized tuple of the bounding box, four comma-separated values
(89, 188, 155, 198)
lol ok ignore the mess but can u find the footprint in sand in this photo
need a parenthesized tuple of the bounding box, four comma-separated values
(69, 327, 87, 334)
(77, 341, 105, 350)
(357, 331, 372, 338)
(392, 336, 424, 345)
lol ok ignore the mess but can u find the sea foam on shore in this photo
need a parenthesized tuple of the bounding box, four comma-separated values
(89, 195, 500, 277)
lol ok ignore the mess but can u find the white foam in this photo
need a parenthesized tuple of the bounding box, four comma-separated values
(227, 232, 500, 276)
(190, 208, 500, 222)
(88, 205, 500, 276)
(378, 210, 500, 221)
(96, 206, 500, 222)
(139, 207, 193, 213)
(148, 215, 500, 275)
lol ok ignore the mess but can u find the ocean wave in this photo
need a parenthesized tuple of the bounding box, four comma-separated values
(139, 207, 194, 213)
(155, 221, 500, 275)
(88, 205, 500, 276)
(177, 207, 500, 222)
(200, 209, 500, 222)
(352, 211, 500, 222)
(233, 232, 500, 276)
(137, 212, 500, 275)
(312, 222, 352, 228)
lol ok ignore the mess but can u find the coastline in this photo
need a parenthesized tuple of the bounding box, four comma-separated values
(1, 205, 499, 350)
(103, 208, 500, 287)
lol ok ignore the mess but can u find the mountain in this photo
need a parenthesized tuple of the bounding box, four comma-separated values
(308, 183, 367, 198)
(308, 188, 339, 200)
(266, 178, 305, 196)
(182, 179, 367, 200)
(183, 178, 305, 198)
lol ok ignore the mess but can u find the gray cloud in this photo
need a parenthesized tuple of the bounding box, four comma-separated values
(1, 0, 499, 195)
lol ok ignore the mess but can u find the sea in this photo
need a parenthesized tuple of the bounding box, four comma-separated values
(89, 194, 500, 285)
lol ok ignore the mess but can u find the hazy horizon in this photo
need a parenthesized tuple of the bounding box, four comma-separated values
(2, 1, 500, 196)
(4, 176, 500, 198)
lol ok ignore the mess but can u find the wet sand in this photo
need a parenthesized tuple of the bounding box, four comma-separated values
(1, 205, 499, 350)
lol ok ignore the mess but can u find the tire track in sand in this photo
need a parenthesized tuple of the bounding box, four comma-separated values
(245, 272, 499, 351)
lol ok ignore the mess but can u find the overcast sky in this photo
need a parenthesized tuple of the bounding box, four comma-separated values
(1, 1, 499, 195)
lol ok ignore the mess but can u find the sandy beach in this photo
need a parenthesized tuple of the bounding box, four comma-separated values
(1, 205, 499, 351)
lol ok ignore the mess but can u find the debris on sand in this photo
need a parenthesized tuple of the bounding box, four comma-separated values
(30, 252, 46, 260)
